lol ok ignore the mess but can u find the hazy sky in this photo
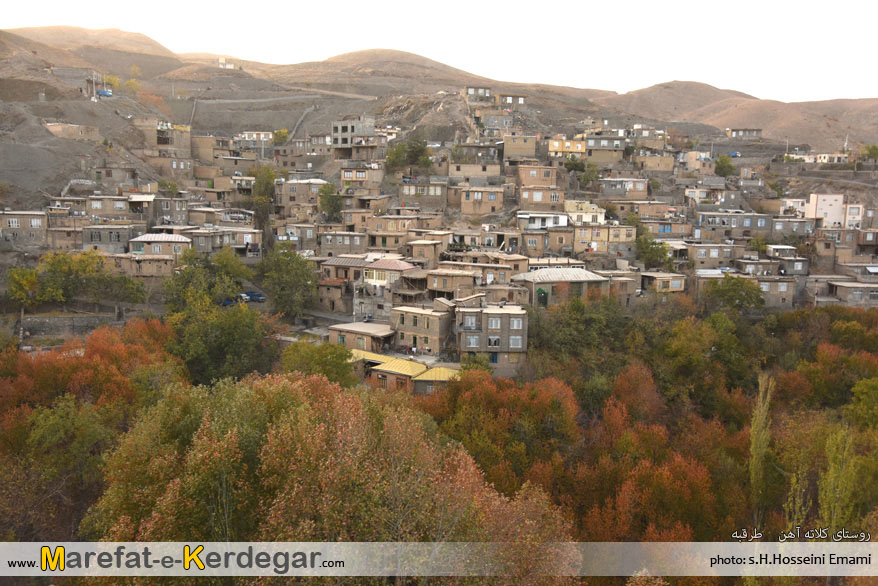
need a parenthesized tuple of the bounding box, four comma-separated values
(6, 0, 876, 102)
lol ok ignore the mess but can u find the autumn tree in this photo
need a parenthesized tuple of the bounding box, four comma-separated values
(82, 374, 573, 575)
(0, 319, 181, 541)
(417, 370, 580, 497)
(273, 128, 290, 145)
(255, 242, 316, 320)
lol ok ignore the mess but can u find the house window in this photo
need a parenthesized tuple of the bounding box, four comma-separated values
(399, 314, 405, 326)
(90, 231, 101, 242)
(152, 244, 162, 254)
(173, 245, 182, 254)
(488, 336, 500, 347)
(775, 222, 783, 231)
(466, 335, 479, 347)
(527, 238, 537, 247)
(412, 316, 418, 328)
(510, 318, 522, 330)
(760, 282, 770, 292)
(794, 262, 803, 271)
(697, 249, 707, 258)
(29, 218, 41, 228)
(488, 317, 500, 329)
(114, 201, 125, 210)
(91, 200, 102, 209)
(778, 282, 788, 292)
(489, 352, 498, 364)
(709, 249, 719, 258)
(757, 218, 767, 227)
(109, 232, 120, 242)
(162, 201, 171, 210)
(7, 218, 19, 228)
(550, 192, 560, 202)
(509, 336, 522, 348)
(464, 315, 477, 329)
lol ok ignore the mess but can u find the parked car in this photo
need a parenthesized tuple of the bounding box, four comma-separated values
(244, 291, 266, 302)
(220, 293, 249, 306)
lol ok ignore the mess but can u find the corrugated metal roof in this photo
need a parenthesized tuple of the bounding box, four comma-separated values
(329, 322, 395, 336)
(349, 349, 393, 364)
(365, 259, 416, 271)
(320, 257, 368, 267)
(413, 367, 459, 382)
(130, 233, 192, 243)
(372, 358, 428, 377)
(512, 268, 608, 283)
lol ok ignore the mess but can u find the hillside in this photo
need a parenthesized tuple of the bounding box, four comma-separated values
(7, 26, 177, 58)
(595, 81, 877, 150)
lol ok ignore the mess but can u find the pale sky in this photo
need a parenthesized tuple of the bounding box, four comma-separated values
(6, 0, 877, 103)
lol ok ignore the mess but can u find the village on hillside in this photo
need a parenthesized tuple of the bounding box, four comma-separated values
(4, 65, 878, 389)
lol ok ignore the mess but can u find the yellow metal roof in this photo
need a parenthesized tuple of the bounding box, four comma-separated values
(413, 367, 460, 382)
(372, 358, 428, 377)
(349, 349, 393, 364)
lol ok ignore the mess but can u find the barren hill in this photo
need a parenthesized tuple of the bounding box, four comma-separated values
(7, 26, 177, 58)
(595, 81, 878, 151)
(594, 81, 755, 121)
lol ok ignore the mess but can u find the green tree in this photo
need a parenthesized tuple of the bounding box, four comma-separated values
(563, 156, 585, 173)
(579, 162, 599, 188)
(450, 145, 473, 164)
(123, 78, 140, 94)
(318, 182, 342, 221)
(703, 274, 765, 313)
(818, 426, 861, 532)
(460, 353, 494, 374)
(11, 250, 145, 310)
(863, 145, 878, 167)
(273, 128, 290, 145)
(405, 135, 428, 165)
(385, 143, 407, 170)
(245, 165, 275, 250)
(280, 340, 358, 386)
(750, 236, 768, 255)
(128, 65, 141, 79)
(715, 154, 736, 177)
(648, 178, 661, 195)
(104, 74, 120, 90)
(157, 180, 178, 195)
(163, 247, 252, 312)
(635, 235, 669, 269)
(749, 375, 773, 525)
(166, 292, 278, 385)
(8, 267, 40, 311)
(256, 242, 316, 319)
(845, 377, 878, 428)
